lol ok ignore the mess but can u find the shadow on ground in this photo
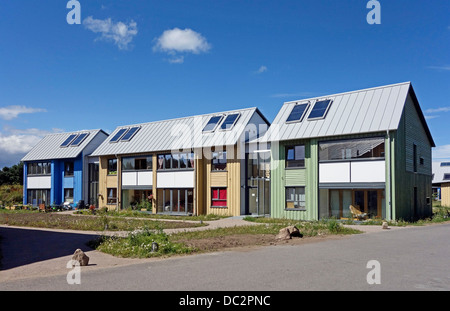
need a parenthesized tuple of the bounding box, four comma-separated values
(0, 226, 98, 270)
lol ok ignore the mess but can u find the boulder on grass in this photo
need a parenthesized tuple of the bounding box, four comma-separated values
(275, 226, 303, 240)
(72, 249, 89, 266)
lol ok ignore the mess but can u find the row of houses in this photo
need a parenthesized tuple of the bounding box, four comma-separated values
(22, 82, 436, 221)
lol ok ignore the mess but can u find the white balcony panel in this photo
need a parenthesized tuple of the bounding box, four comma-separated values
(351, 161, 385, 183)
(27, 176, 51, 189)
(122, 172, 137, 186)
(157, 171, 194, 188)
(137, 171, 153, 186)
(319, 163, 350, 183)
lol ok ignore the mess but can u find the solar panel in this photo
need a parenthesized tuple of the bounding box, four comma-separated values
(60, 134, 78, 147)
(220, 113, 240, 130)
(308, 99, 333, 120)
(70, 133, 89, 146)
(286, 103, 310, 123)
(120, 126, 140, 141)
(203, 115, 224, 132)
(110, 128, 129, 143)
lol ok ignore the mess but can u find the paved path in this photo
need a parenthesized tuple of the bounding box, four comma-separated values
(0, 214, 398, 284)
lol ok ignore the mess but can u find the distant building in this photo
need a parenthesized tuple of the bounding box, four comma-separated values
(432, 161, 450, 205)
(262, 82, 435, 221)
(21, 130, 108, 207)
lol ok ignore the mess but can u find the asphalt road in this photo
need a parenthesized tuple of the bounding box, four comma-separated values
(1, 222, 450, 292)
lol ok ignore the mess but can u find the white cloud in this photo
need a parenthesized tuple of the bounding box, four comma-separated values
(433, 145, 450, 160)
(83, 16, 138, 50)
(0, 105, 46, 120)
(424, 107, 450, 114)
(427, 65, 450, 71)
(0, 127, 63, 166)
(153, 28, 211, 63)
(256, 66, 267, 74)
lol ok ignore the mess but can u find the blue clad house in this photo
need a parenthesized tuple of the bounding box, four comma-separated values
(21, 129, 108, 208)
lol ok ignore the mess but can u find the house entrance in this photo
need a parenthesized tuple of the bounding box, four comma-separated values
(247, 151, 270, 216)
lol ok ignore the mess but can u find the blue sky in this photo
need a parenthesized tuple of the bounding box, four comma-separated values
(0, 0, 449, 167)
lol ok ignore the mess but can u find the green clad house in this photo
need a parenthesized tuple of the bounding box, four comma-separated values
(263, 82, 434, 221)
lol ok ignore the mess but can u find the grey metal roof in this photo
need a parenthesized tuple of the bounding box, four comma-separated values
(22, 129, 108, 162)
(262, 82, 433, 144)
(432, 162, 450, 184)
(91, 107, 269, 156)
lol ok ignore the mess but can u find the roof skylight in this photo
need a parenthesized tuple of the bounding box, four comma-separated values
(307, 99, 333, 120)
(220, 113, 240, 130)
(203, 115, 224, 133)
(286, 103, 310, 123)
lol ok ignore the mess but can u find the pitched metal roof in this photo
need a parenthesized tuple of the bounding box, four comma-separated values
(21, 129, 108, 162)
(91, 107, 269, 156)
(432, 162, 450, 184)
(262, 82, 434, 146)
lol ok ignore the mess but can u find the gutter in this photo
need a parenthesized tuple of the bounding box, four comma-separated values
(387, 130, 392, 220)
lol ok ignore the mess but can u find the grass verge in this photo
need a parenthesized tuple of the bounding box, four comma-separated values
(0, 209, 205, 231)
(88, 218, 361, 258)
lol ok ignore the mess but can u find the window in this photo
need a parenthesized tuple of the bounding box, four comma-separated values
(319, 137, 385, 161)
(211, 188, 227, 207)
(203, 115, 224, 132)
(120, 126, 140, 142)
(107, 188, 117, 205)
(64, 162, 74, 177)
(28, 162, 51, 175)
(286, 103, 310, 123)
(60, 134, 78, 147)
(413, 144, 417, 173)
(444, 174, 450, 180)
(110, 128, 129, 143)
(286, 145, 305, 168)
(420, 157, 424, 165)
(220, 113, 240, 130)
(212, 151, 227, 171)
(108, 159, 117, 175)
(157, 152, 194, 170)
(135, 156, 152, 170)
(27, 189, 50, 206)
(285, 187, 306, 210)
(64, 188, 74, 203)
(440, 162, 450, 167)
(70, 133, 89, 146)
(308, 99, 332, 120)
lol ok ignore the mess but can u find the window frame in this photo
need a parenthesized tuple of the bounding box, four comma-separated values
(211, 187, 227, 208)
(211, 151, 227, 171)
(107, 188, 117, 205)
(285, 145, 305, 168)
(285, 103, 310, 124)
(203, 115, 224, 133)
(70, 133, 89, 147)
(109, 128, 129, 143)
(64, 161, 74, 177)
(157, 152, 194, 171)
(120, 126, 140, 142)
(220, 113, 241, 131)
(285, 186, 306, 211)
(307, 99, 333, 120)
(107, 158, 118, 175)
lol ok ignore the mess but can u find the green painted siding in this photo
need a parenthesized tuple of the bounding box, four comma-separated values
(285, 169, 306, 186)
(392, 95, 433, 220)
(270, 140, 318, 220)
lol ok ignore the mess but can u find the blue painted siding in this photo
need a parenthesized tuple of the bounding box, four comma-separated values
(23, 162, 28, 205)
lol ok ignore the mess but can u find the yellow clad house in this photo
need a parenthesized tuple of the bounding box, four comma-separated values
(90, 108, 270, 216)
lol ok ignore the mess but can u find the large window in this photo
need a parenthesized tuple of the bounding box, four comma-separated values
(157, 152, 194, 170)
(107, 188, 117, 205)
(286, 145, 305, 168)
(28, 162, 51, 175)
(27, 189, 50, 206)
(64, 188, 74, 203)
(122, 156, 152, 171)
(211, 188, 227, 208)
(64, 161, 74, 177)
(319, 137, 385, 161)
(108, 159, 117, 175)
(212, 151, 227, 171)
(285, 187, 306, 210)
(157, 188, 194, 214)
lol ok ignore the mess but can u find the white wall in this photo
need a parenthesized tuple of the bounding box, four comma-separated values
(122, 171, 153, 187)
(319, 160, 385, 183)
(27, 176, 51, 189)
(157, 171, 194, 188)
